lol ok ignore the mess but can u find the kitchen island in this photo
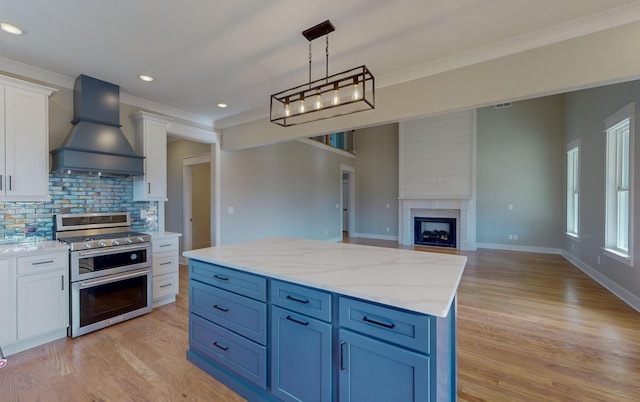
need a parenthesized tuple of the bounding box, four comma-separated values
(184, 237, 466, 402)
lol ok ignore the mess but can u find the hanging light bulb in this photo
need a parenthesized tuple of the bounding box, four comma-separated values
(352, 78, 360, 100)
(299, 94, 306, 113)
(332, 83, 340, 105)
(284, 98, 291, 117)
(315, 92, 322, 110)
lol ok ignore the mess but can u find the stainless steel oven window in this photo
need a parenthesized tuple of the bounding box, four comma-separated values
(70, 268, 152, 338)
(70, 244, 149, 282)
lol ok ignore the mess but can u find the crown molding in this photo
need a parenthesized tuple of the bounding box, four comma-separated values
(378, 2, 640, 88)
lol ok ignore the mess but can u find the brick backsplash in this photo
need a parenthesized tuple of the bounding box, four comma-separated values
(0, 172, 157, 241)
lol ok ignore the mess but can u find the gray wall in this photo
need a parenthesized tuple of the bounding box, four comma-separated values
(476, 96, 564, 248)
(219, 140, 353, 244)
(564, 80, 640, 301)
(353, 124, 399, 238)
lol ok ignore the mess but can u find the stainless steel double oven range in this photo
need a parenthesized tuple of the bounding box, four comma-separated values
(55, 212, 152, 338)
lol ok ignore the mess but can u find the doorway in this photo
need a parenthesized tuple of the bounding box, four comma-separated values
(340, 164, 356, 237)
(182, 153, 211, 254)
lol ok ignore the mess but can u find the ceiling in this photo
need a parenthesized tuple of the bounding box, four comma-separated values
(2, 0, 640, 129)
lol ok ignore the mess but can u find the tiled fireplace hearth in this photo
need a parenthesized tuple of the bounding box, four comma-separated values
(399, 198, 477, 251)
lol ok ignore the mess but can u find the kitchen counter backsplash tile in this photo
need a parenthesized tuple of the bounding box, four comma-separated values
(0, 172, 157, 241)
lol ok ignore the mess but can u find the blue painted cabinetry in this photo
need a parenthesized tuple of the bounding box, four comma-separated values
(186, 259, 456, 402)
(270, 280, 333, 402)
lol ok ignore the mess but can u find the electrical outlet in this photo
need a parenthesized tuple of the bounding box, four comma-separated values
(140, 209, 147, 219)
(597, 256, 601, 265)
(227, 206, 235, 214)
(513, 234, 518, 240)
(508, 234, 514, 240)
(508, 204, 514, 210)
(386, 227, 390, 232)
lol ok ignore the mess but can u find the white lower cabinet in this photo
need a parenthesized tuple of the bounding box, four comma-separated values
(151, 233, 181, 307)
(2, 247, 69, 356)
(0, 258, 16, 346)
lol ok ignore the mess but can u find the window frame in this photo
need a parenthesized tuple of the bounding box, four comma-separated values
(603, 103, 635, 266)
(566, 140, 580, 239)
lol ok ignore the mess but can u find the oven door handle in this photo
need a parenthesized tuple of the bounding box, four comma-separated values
(79, 268, 150, 288)
(78, 244, 149, 257)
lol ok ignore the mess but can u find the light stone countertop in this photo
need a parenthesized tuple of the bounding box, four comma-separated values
(0, 239, 69, 256)
(183, 237, 467, 317)
(146, 231, 182, 239)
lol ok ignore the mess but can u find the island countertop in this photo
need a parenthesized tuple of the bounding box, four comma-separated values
(183, 237, 466, 317)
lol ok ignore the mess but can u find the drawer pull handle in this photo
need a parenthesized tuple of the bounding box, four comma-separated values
(286, 295, 309, 304)
(159, 283, 172, 288)
(286, 315, 309, 326)
(159, 244, 172, 247)
(362, 316, 396, 329)
(213, 274, 229, 281)
(213, 341, 228, 351)
(159, 262, 172, 266)
(32, 260, 54, 265)
(213, 304, 229, 312)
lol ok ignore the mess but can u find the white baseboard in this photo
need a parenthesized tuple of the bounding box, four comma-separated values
(561, 251, 640, 314)
(349, 233, 399, 241)
(477, 242, 562, 255)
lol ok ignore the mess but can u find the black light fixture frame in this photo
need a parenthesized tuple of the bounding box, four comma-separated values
(270, 20, 375, 127)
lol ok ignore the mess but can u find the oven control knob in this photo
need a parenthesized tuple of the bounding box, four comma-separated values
(112, 239, 120, 246)
(83, 242, 92, 249)
(137, 237, 145, 242)
(98, 240, 107, 247)
(125, 238, 133, 244)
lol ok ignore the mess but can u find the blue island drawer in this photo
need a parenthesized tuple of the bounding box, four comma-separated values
(189, 260, 267, 301)
(191, 280, 267, 344)
(190, 314, 267, 389)
(339, 297, 432, 354)
(270, 280, 332, 322)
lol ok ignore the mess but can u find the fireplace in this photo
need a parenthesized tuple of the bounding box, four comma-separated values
(414, 217, 457, 248)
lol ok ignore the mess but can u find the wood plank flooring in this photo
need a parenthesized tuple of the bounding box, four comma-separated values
(1, 240, 639, 401)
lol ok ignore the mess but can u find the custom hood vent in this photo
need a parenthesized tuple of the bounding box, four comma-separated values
(51, 74, 144, 176)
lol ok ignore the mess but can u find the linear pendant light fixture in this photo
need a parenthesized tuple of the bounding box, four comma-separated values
(270, 20, 375, 127)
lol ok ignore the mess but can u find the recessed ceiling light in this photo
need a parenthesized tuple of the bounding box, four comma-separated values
(1, 22, 23, 35)
(138, 74, 154, 82)
(217, 103, 228, 108)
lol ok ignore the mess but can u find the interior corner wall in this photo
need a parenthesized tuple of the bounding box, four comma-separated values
(564, 79, 640, 305)
(219, 140, 353, 245)
(353, 124, 399, 239)
(476, 95, 564, 248)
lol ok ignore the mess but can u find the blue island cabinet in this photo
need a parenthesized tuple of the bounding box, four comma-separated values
(186, 259, 457, 402)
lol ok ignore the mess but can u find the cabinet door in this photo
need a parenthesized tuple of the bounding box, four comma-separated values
(0, 258, 16, 345)
(17, 269, 68, 340)
(271, 306, 332, 402)
(3, 85, 49, 201)
(133, 113, 168, 201)
(0, 85, 5, 190)
(339, 329, 430, 402)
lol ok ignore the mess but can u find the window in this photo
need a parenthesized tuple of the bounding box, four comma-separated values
(604, 103, 635, 265)
(566, 142, 579, 237)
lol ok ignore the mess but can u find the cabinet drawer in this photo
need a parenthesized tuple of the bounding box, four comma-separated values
(271, 280, 332, 322)
(152, 237, 179, 253)
(191, 280, 267, 345)
(17, 252, 68, 276)
(153, 272, 179, 299)
(190, 260, 266, 302)
(339, 297, 432, 354)
(190, 314, 267, 389)
(153, 253, 178, 275)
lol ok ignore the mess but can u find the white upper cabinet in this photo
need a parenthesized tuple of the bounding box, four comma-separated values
(0, 75, 56, 201)
(131, 111, 170, 201)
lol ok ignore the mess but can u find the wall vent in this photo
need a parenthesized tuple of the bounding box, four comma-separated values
(494, 102, 512, 109)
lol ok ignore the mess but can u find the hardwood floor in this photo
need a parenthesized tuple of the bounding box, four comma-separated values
(1, 240, 639, 401)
